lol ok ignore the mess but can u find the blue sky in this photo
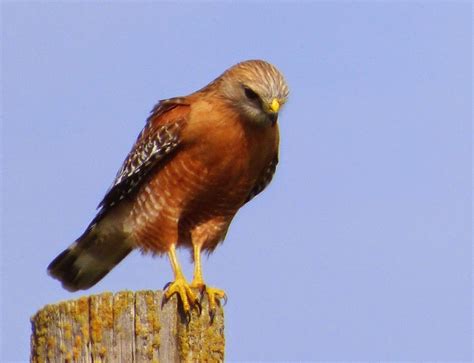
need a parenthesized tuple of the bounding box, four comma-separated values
(1, 2, 472, 361)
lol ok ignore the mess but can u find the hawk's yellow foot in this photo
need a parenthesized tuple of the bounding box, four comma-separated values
(191, 244, 227, 319)
(190, 281, 227, 318)
(166, 244, 199, 315)
(164, 277, 199, 313)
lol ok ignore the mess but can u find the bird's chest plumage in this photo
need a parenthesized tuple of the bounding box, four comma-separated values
(129, 109, 278, 253)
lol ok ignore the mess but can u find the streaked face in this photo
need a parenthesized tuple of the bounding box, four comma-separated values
(218, 60, 289, 126)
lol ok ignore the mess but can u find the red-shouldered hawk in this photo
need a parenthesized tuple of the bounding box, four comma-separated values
(48, 60, 289, 316)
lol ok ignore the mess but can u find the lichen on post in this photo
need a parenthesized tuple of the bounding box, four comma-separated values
(31, 290, 225, 362)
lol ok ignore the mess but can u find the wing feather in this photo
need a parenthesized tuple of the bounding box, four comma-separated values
(90, 98, 189, 227)
(245, 154, 278, 203)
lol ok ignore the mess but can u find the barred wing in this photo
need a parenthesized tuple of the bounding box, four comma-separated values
(90, 98, 189, 227)
(245, 155, 278, 203)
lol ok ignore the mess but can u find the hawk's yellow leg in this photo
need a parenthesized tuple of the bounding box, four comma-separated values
(165, 244, 198, 313)
(190, 244, 227, 314)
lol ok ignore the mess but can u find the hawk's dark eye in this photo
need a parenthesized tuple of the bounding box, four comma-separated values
(243, 87, 260, 102)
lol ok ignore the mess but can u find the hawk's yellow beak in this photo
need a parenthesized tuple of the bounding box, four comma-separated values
(270, 98, 280, 113)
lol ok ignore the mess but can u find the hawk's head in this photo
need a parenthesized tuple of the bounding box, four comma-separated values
(216, 59, 289, 126)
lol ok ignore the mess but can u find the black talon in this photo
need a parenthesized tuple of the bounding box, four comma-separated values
(163, 281, 172, 290)
(209, 308, 216, 324)
(185, 310, 192, 325)
(222, 294, 228, 306)
(161, 291, 172, 308)
(198, 289, 206, 304)
(195, 299, 202, 315)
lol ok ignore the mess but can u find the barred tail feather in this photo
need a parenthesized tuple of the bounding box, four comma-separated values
(47, 230, 132, 292)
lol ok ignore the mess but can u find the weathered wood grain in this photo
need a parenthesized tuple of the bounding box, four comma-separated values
(31, 290, 225, 362)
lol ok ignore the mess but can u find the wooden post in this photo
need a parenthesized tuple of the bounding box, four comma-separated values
(30, 290, 225, 362)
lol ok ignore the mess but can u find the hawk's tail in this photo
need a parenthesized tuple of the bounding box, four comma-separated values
(47, 228, 132, 292)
